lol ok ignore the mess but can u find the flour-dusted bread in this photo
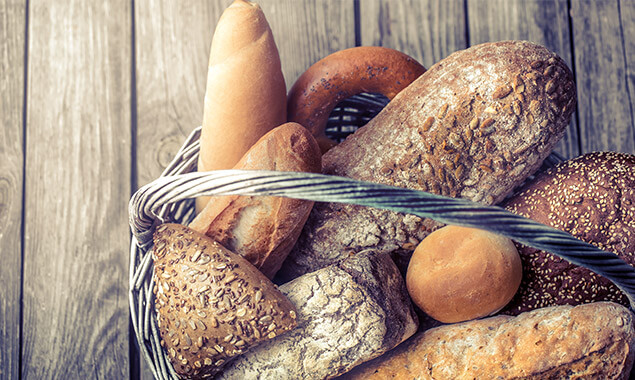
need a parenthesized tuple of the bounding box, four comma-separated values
(218, 252, 418, 379)
(280, 40, 576, 280)
(502, 152, 635, 314)
(341, 302, 635, 380)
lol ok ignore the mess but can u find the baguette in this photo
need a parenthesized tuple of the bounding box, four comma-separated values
(280, 40, 576, 280)
(196, 0, 287, 212)
(218, 252, 418, 379)
(189, 123, 321, 278)
(341, 302, 635, 380)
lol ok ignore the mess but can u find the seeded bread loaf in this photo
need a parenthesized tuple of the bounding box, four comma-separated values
(502, 152, 635, 315)
(152, 224, 298, 379)
(280, 40, 576, 280)
(190, 122, 322, 278)
(218, 251, 418, 379)
(340, 302, 635, 380)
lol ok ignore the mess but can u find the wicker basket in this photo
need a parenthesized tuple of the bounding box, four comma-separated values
(129, 94, 635, 380)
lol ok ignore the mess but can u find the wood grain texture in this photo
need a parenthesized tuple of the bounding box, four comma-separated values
(571, 0, 634, 154)
(0, 1, 25, 379)
(135, 0, 222, 187)
(359, 0, 466, 70)
(23, 1, 131, 378)
(467, 0, 580, 159)
(261, 0, 356, 88)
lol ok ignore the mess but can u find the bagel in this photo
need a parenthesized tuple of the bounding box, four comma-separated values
(288, 46, 426, 152)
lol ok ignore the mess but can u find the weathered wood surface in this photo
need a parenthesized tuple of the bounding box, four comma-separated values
(571, 0, 635, 153)
(22, 1, 131, 378)
(2, 0, 634, 379)
(0, 1, 25, 379)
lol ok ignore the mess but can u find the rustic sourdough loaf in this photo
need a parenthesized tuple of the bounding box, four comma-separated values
(218, 252, 418, 379)
(340, 302, 635, 380)
(280, 40, 576, 280)
(190, 123, 322, 279)
(502, 151, 635, 314)
(152, 224, 297, 379)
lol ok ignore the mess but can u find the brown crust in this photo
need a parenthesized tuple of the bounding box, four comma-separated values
(287, 46, 426, 152)
(281, 40, 577, 280)
(190, 122, 322, 278)
(406, 226, 522, 323)
(501, 152, 635, 314)
(152, 224, 298, 379)
(340, 302, 635, 380)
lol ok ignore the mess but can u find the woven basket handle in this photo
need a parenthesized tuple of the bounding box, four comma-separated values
(129, 127, 635, 310)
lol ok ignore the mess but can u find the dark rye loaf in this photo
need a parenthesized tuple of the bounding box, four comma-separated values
(280, 40, 576, 280)
(502, 152, 635, 315)
(218, 252, 418, 379)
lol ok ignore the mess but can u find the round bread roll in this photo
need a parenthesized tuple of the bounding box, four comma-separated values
(502, 151, 635, 315)
(406, 225, 522, 323)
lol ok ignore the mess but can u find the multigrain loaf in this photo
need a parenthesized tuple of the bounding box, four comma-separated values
(280, 40, 576, 280)
(152, 224, 297, 379)
(190, 123, 322, 278)
(502, 152, 635, 314)
(340, 302, 635, 380)
(218, 252, 418, 380)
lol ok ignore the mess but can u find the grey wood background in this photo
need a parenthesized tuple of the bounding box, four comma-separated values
(1, 0, 633, 379)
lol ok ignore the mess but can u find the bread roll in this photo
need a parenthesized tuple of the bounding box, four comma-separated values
(196, 0, 287, 212)
(502, 151, 635, 314)
(218, 252, 418, 380)
(406, 225, 522, 323)
(189, 122, 322, 278)
(341, 302, 635, 380)
(280, 40, 576, 280)
(152, 224, 297, 379)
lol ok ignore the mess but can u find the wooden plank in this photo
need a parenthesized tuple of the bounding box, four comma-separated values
(359, 0, 466, 70)
(571, 0, 634, 154)
(0, 1, 25, 379)
(467, 0, 580, 159)
(23, 1, 131, 378)
(134, 0, 222, 187)
(261, 0, 356, 87)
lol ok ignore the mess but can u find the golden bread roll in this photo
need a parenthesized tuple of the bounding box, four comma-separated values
(406, 225, 522, 323)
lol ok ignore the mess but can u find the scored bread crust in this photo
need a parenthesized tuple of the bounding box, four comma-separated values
(280, 40, 576, 280)
(218, 252, 418, 380)
(341, 302, 635, 380)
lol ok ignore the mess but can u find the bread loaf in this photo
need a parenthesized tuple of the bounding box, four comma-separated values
(502, 151, 635, 314)
(196, 0, 287, 212)
(280, 40, 576, 280)
(218, 252, 418, 379)
(190, 123, 321, 278)
(152, 224, 297, 379)
(341, 302, 635, 380)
